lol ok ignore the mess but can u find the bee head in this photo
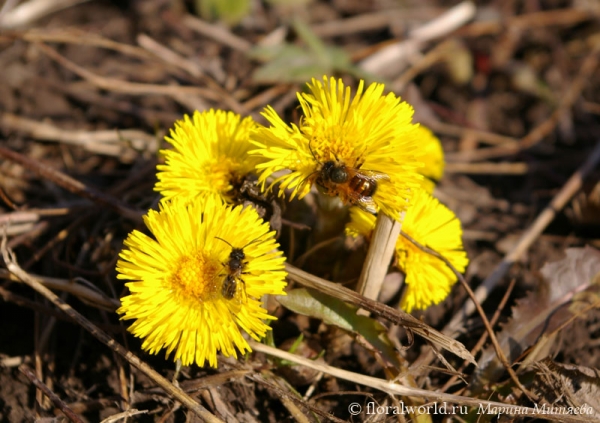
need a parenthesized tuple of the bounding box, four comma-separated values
(321, 161, 348, 184)
(229, 248, 245, 267)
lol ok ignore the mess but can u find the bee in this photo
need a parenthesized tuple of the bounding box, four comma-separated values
(214, 236, 264, 301)
(307, 142, 390, 214)
(221, 274, 242, 301)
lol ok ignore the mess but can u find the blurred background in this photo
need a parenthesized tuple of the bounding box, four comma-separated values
(1, 0, 600, 421)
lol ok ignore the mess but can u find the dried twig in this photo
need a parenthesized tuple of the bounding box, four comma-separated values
(22, 217, 75, 269)
(0, 222, 36, 236)
(1, 355, 24, 367)
(0, 185, 20, 210)
(0, 269, 119, 311)
(445, 162, 528, 175)
(249, 342, 592, 422)
(0, 146, 143, 222)
(136, 33, 250, 116)
(293, 236, 341, 268)
(285, 263, 475, 364)
(0, 0, 91, 29)
(6, 222, 49, 251)
(400, 233, 536, 401)
(440, 278, 516, 393)
(426, 120, 520, 147)
(0, 208, 72, 224)
(392, 39, 454, 92)
(448, 42, 600, 162)
(100, 409, 148, 423)
(3, 29, 153, 59)
(444, 139, 600, 340)
(0, 113, 157, 159)
(356, 214, 401, 301)
(516, 298, 600, 373)
(39, 78, 182, 125)
(182, 14, 252, 53)
(456, 8, 594, 37)
(35, 43, 217, 109)
(19, 364, 84, 423)
(0, 0, 19, 20)
(311, 8, 441, 38)
(242, 84, 294, 113)
(359, 1, 476, 77)
(0, 285, 92, 326)
(137, 33, 204, 78)
(246, 372, 346, 423)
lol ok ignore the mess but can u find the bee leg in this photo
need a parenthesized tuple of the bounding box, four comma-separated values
(239, 278, 248, 303)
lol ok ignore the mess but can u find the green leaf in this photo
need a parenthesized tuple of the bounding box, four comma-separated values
(250, 19, 379, 84)
(293, 19, 329, 66)
(194, 0, 251, 25)
(266, 0, 313, 6)
(276, 288, 401, 367)
(286, 333, 304, 354)
(251, 44, 326, 83)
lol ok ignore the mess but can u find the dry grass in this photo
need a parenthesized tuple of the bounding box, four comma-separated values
(1, 0, 600, 422)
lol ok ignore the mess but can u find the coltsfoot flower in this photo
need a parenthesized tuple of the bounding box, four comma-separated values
(251, 76, 423, 220)
(155, 109, 263, 204)
(116, 196, 287, 367)
(414, 125, 445, 193)
(346, 189, 468, 312)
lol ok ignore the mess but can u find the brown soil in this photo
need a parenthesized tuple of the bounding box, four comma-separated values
(1, 0, 600, 422)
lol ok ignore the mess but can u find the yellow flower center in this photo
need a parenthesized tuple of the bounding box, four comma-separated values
(204, 157, 245, 198)
(169, 251, 221, 301)
(310, 132, 359, 168)
(396, 235, 423, 269)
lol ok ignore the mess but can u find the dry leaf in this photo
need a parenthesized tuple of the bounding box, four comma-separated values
(474, 247, 600, 388)
(531, 358, 600, 418)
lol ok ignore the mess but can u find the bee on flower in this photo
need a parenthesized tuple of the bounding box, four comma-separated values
(116, 196, 287, 367)
(251, 76, 424, 221)
(155, 109, 265, 205)
(346, 188, 468, 312)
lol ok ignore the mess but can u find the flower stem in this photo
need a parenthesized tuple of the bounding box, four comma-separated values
(356, 213, 402, 301)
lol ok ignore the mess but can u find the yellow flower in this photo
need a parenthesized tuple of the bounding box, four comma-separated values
(155, 109, 263, 204)
(116, 196, 287, 367)
(251, 76, 423, 220)
(346, 189, 468, 312)
(415, 125, 445, 193)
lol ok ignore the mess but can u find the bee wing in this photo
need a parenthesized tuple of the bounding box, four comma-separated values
(358, 169, 391, 181)
(355, 197, 379, 215)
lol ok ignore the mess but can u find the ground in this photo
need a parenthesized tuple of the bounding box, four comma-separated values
(1, 0, 600, 422)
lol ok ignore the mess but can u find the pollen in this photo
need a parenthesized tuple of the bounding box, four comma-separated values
(169, 252, 220, 300)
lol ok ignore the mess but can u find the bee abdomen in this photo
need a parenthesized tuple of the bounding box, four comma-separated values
(349, 175, 377, 197)
(222, 275, 237, 299)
